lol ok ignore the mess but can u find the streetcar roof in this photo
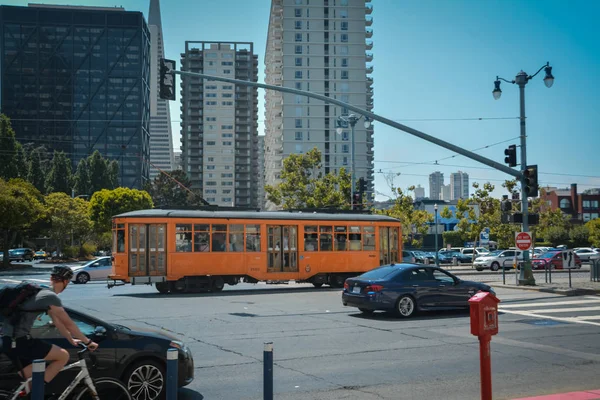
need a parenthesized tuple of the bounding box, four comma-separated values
(114, 209, 401, 223)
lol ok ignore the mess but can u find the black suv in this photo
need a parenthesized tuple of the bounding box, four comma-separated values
(8, 248, 34, 262)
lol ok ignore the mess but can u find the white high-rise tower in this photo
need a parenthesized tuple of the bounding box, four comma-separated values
(148, 0, 174, 178)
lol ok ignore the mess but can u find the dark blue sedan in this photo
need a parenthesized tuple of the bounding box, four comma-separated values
(342, 263, 495, 317)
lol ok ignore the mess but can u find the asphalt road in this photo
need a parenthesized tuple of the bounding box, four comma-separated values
(1, 274, 599, 400)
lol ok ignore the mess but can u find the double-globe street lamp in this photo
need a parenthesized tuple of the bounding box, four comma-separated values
(336, 114, 371, 208)
(492, 62, 554, 285)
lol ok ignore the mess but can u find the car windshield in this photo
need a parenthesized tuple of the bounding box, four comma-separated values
(488, 250, 502, 256)
(539, 251, 560, 258)
(359, 266, 400, 280)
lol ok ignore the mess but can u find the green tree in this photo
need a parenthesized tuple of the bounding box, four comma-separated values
(147, 170, 205, 208)
(107, 160, 119, 189)
(545, 225, 570, 246)
(569, 224, 590, 248)
(46, 151, 73, 194)
(265, 148, 350, 209)
(88, 151, 112, 194)
(0, 179, 46, 268)
(377, 182, 432, 247)
(89, 188, 154, 232)
(440, 198, 472, 244)
(27, 148, 47, 194)
(586, 219, 600, 248)
(0, 114, 26, 180)
(73, 158, 92, 197)
(538, 209, 570, 244)
(44, 192, 92, 254)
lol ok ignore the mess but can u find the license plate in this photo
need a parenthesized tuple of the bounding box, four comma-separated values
(352, 286, 361, 294)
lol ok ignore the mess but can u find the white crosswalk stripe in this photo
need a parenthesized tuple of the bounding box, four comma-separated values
(499, 296, 600, 327)
(0, 278, 50, 284)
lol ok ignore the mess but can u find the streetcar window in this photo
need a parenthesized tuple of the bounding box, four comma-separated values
(319, 226, 333, 251)
(349, 226, 362, 250)
(176, 224, 192, 252)
(229, 224, 244, 252)
(245, 224, 261, 252)
(113, 227, 125, 253)
(193, 224, 210, 252)
(363, 226, 375, 251)
(304, 226, 318, 251)
(334, 226, 347, 251)
(212, 224, 227, 252)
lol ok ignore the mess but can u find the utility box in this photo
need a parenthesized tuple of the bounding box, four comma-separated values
(469, 291, 501, 337)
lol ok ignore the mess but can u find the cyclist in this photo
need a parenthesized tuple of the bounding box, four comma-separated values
(1, 266, 99, 385)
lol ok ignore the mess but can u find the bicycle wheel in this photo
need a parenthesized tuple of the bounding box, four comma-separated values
(0, 390, 13, 400)
(73, 378, 132, 400)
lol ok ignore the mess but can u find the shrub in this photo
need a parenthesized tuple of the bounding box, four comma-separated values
(79, 242, 97, 258)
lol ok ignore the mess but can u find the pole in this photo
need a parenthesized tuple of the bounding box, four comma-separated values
(516, 72, 535, 285)
(568, 267, 572, 288)
(434, 205, 439, 267)
(263, 342, 273, 400)
(350, 118, 356, 209)
(32, 359, 45, 400)
(166, 348, 178, 400)
(479, 336, 492, 400)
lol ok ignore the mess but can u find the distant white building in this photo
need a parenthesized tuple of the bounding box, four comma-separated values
(429, 171, 444, 200)
(414, 185, 425, 200)
(441, 184, 451, 201)
(148, 0, 174, 177)
(173, 151, 182, 170)
(450, 171, 469, 200)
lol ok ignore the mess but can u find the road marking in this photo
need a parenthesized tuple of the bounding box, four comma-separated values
(500, 299, 600, 308)
(501, 305, 600, 314)
(500, 309, 600, 327)
(0, 278, 22, 284)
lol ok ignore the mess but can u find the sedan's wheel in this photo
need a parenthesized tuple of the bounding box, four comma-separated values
(358, 308, 374, 315)
(490, 262, 500, 272)
(125, 360, 165, 400)
(396, 295, 416, 318)
(76, 272, 90, 284)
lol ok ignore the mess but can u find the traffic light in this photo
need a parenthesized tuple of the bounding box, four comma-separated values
(357, 177, 367, 194)
(523, 165, 539, 198)
(159, 58, 176, 100)
(352, 193, 362, 210)
(504, 145, 517, 167)
(500, 195, 512, 212)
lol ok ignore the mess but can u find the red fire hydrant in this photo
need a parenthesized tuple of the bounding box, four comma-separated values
(469, 291, 501, 400)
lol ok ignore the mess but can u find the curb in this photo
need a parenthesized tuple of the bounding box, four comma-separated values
(494, 283, 600, 296)
(452, 269, 590, 277)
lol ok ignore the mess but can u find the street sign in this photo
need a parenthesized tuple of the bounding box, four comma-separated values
(515, 231, 532, 251)
(562, 250, 576, 269)
(480, 228, 490, 245)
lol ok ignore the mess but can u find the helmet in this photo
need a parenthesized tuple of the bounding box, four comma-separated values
(51, 265, 74, 281)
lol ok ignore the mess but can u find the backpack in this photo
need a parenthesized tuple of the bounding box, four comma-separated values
(0, 281, 42, 327)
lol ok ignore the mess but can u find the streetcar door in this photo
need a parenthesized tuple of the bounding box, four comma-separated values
(379, 226, 400, 266)
(128, 223, 167, 276)
(267, 225, 298, 273)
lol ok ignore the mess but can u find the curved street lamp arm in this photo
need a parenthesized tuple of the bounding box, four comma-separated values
(528, 62, 551, 80)
(497, 76, 515, 84)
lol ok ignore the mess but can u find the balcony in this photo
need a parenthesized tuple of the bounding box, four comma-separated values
(366, 53, 373, 62)
(366, 65, 373, 74)
(366, 17, 373, 26)
(366, 41, 373, 51)
(366, 29, 373, 39)
(365, 5, 373, 14)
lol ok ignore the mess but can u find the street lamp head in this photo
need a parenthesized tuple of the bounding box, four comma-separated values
(363, 117, 371, 129)
(336, 117, 344, 135)
(543, 65, 554, 88)
(336, 126, 343, 135)
(492, 79, 502, 100)
(434, 203, 438, 211)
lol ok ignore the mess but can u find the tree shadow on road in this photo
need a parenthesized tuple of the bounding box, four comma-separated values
(347, 308, 472, 321)
(178, 388, 204, 400)
(112, 286, 343, 299)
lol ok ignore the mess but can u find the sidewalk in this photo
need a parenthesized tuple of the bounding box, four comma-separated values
(512, 388, 600, 399)
(495, 280, 600, 296)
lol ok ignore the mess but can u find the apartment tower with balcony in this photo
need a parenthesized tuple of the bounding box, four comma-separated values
(450, 171, 469, 200)
(179, 42, 259, 207)
(264, 0, 375, 209)
(429, 171, 444, 200)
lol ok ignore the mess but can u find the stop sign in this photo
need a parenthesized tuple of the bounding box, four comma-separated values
(515, 232, 532, 251)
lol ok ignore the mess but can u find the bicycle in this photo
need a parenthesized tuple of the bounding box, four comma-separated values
(0, 343, 131, 400)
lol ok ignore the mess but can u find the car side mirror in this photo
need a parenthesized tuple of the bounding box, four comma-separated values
(94, 326, 107, 336)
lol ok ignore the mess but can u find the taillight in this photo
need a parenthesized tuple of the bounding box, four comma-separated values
(343, 281, 349, 290)
(365, 284, 383, 292)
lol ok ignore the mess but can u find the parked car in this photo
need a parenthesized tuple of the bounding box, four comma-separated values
(461, 247, 490, 258)
(573, 248, 600, 262)
(71, 256, 112, 284)
(8, 248, 34, 262)
(341, 263, 495, 317)
(33, 250, 47, 260)
(438, 250, 472, 264)
(532, 250, 582, 270)
(474, 249, 523, 271)
(0, 307, 194, 400)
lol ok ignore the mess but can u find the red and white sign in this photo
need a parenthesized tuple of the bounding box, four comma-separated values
(515, 231, 532, 251)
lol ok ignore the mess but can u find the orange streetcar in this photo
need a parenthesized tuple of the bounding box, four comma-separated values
(108, 209, 402, 294)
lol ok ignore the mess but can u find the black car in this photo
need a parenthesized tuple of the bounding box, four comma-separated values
(0, 307, 194, 400)
(342, 263, 495, 317)
(8, 248, 34, 262)
(439, 250, 473, 264)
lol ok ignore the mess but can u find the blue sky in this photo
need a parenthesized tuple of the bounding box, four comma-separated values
(5, 0, 599, 200)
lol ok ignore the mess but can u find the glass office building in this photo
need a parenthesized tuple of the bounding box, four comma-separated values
(0, 4, 151, 189)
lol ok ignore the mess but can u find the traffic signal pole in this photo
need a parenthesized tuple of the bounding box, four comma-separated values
(516, 73, 535, 285)
(168, 67, 523, 181)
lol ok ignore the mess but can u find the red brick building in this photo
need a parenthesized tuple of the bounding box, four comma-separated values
(541, 184, 600, 224)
